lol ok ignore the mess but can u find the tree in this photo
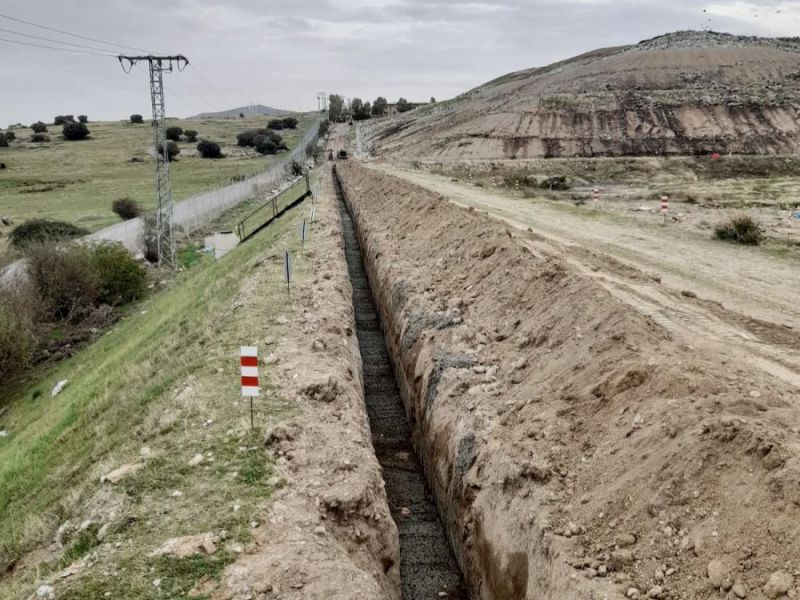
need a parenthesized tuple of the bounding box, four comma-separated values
(4, 131, 15, 142)
(158, 141, 180, 161)
(31, 121, 47, 133)
(430, 97, 437, 104)
(78, 115, 88, 124)
(197, 140, 223, 158)
(328, 94, 344, 122)
(396, 98, 413, 113)
(184, 129, 198, 142)
(111, 198, 141, 220)
(253, 135, 277, 155)
(282, 117, 298, 129)
(54, 115, 74, 125)
(267, 119, 284, 130)
(62, 121, 90, 141)
(31, 133, 49, 143)
(236, 130, 259, 147)
(0, 133, 7, 148)
(239, 112, 245, 118)
(372, 96, 388, 116)
(165, 126, 183, 142)
(319, 120, 330, 138)
(130, 114, 144, 124)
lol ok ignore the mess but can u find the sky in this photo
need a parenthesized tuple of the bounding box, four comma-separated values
(1, 0, 799, 126)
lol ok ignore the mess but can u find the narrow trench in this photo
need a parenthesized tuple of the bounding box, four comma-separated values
(336, 173, 469, 599)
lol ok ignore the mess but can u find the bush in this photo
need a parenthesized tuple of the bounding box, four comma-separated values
(90, 243, 147, 306)
(158, 141, 180, 161)
(25, 243, 99, 322)
(0, 133, 7, 148)
(130, 114, 144, 124)
(254, 135, 276, 155)
(31, 121, 48, 133)
(290, 160, 304, 176)
(112, 197, 142, 220)
(9, 219, 88, 248)
(282, 117, 298, 129)
(183, 129, 198, 142)
(197, 139, 223, 158)
(54, 115, 74, 126)
(714, 214, 764, 245)
(319, 120, 330, 138)
(267, 119, 284, 130)
(141, 213, 159, 264)
(4, 131, 15, 142)
(31, 133, 50, 143)
(78, 115, 88, 124)
(237, 130, 260, 147)
(0, 300, 34, 381)
(165, 126, 183, 142)
(62, 121, 90, 141)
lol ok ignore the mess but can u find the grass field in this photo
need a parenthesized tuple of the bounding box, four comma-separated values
(0, 114, 316, 239)
(0, 188, 314, 598)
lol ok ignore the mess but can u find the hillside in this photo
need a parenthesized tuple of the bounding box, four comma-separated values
(191, 104, 286, 119)
(362, 31, 800, 160)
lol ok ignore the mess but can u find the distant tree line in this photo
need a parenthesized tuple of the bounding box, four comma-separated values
(327, 95, 434, 122)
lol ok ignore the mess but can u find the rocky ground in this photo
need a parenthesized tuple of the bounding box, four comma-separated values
(336, 161, 800, 600)
(361, 31, 800, 160)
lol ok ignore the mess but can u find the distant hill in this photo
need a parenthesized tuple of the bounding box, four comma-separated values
(191, 104, 288, 119)
(362, 30, 800, 159)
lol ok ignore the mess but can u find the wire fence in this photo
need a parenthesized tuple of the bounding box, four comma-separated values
(87, 119, 322, 254)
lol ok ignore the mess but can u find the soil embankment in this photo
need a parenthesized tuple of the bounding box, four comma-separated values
(335, 161, 800, 599)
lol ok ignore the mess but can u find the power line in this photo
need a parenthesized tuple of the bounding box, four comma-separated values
(174, 73, 217, 113)
(0, 35, 114, 56)
(0, 26, 119, 55)
(0, 11, 154, 54)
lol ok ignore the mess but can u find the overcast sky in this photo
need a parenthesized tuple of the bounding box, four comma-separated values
(2, 0, 799, 125)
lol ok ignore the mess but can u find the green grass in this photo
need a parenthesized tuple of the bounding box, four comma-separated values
(0, 115, 315, 237)
(0, 193, 313, 597)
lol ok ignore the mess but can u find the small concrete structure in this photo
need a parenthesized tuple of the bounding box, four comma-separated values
(204, 231, 239, 259)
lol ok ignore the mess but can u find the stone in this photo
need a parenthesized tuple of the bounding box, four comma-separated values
(149, 533, 218, 558)
(648, 585, 664, 598)
(627, 588, 640, 598)
(764, 571, 793, 598)
(101, 463, 144, 484)
(36, 585, 55, 599)
(732, 581, 748, 598)
(188, 454, 205, 466)
(51, 380, 68, 397)
(617, 533, 637, 547)
(708, 559, 726, 588)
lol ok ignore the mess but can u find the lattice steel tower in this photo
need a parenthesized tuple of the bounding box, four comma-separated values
(119, 55, 189, 269)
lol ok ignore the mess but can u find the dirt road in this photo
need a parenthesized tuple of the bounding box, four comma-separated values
(372, 165, 800, 388)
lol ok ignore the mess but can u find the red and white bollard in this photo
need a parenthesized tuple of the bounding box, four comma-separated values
(240, 346, 260, 428)
(592, 188, 600, 204)
(660, 195, 669, 226)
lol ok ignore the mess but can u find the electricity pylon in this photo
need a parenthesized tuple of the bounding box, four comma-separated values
(119, 55, 189, 269)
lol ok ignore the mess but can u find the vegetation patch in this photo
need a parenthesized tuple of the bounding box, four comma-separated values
(9, 219, 88, 248)
(714, 214, 764, 245)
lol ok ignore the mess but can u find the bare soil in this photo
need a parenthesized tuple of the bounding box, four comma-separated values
(361, 31, 800, 160)
(336, 161, 800, 600)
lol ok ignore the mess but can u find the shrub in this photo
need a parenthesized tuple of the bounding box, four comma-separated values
(31, 133, 50, 143)
(158, 141, 180, 161)
(130, 114, 144, 124)
(239, 112, 245, 118)
(31, 121, 48, 133)
(714, 214, 764, 245)
(0, 300, 34, 381)
(54, 115, 74, 126)
(183, 129, 198, 142)
(237, 130, 258, 147)
(267, 119, 284, 130)
(112, 197, 142, 220)
(197, 139, 223, 158)
(254, 135, 276, 155)
(90, 243, 147, 306)
(290, 160, 304, 176)
(78, 115, 88, 124)
(4, 131, 15, 142)
(165, 126, 183, 142)
(319, 120, 330, 138)
(141, 213, 159, 263)
(0, 133, 7, 148)
(282, 117, 298, 129)
(25, 243, 98, 322)
(9, 219, 88, 248)
(62, 121, 90, 141)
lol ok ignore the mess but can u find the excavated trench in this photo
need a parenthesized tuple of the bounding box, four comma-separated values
(335, 170, 468, 599)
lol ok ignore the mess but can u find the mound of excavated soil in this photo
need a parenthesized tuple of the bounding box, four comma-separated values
(336, 162, 800, 600)
(362, 31, 800, 160)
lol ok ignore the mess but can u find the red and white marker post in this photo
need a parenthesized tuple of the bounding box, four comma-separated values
(592, 188, 600, 205)
(240, 346, 259, 428)
(660, 195, 669, 226)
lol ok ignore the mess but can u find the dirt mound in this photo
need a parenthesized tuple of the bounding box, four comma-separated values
(362, 30, 800, 160)
(336, 162, 800, 599)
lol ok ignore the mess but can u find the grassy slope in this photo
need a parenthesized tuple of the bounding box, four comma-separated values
(0, 114, 315, 233)
(0, 194, 313, 598)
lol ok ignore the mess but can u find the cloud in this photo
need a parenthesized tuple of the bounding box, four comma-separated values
(0, 0, 798, 125)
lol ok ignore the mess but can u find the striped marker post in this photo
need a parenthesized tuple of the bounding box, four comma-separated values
(240, 346, 259, 428)
(660, 195, 669, 226)
(592, 188, 600, 205)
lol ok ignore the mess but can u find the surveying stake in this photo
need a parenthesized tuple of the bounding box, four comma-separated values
(240, 346, 260, 429)
(283, 251, 292, 298)
(660, 195, 669, 226)
(118, 54, 189, 269)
